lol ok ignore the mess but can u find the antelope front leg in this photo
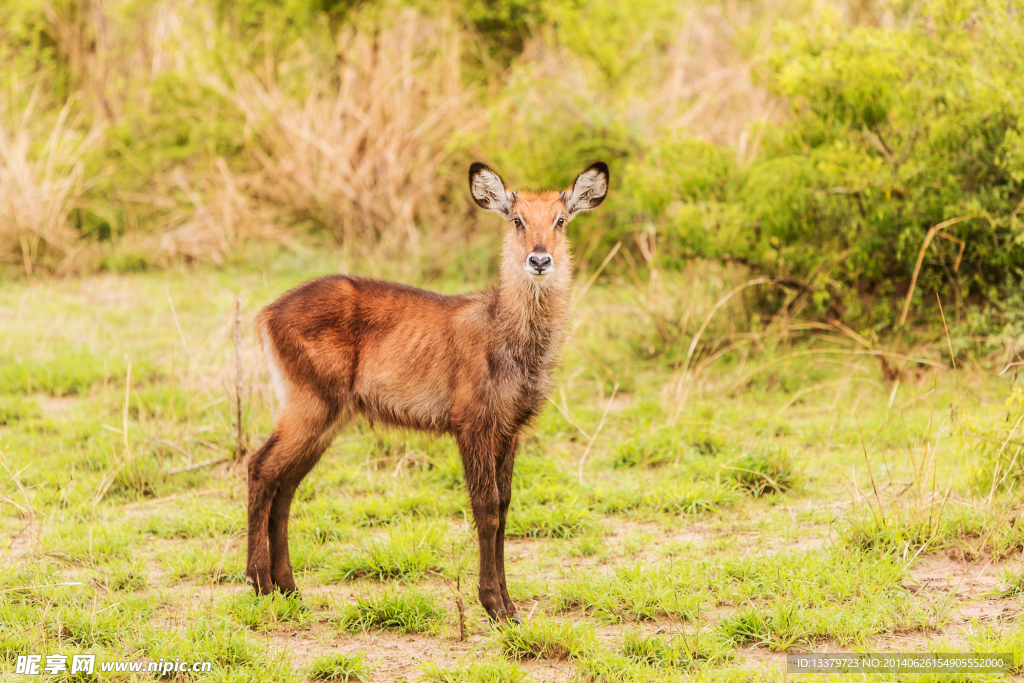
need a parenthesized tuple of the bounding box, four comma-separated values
(496, 435, 518, 619)
(458, 433, 507, 622)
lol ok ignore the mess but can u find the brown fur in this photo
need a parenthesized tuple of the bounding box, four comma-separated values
(246, 162, 608, 621)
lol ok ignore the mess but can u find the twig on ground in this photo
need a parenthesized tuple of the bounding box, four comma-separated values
(0, 582, 83, 594)
(165, 458, 230, 475)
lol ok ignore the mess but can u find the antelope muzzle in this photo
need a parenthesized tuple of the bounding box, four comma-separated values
(525, 251, 553, 280)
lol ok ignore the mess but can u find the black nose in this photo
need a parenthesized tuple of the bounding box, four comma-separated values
(528, 254, 552, 272)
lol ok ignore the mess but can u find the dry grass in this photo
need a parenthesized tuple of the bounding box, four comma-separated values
(139, 161, 282, 267)
(628, 0, 789, 153)
(209, 10, 474, 260)
(0, 88, 105, 277)
(508, 0, 805, 157)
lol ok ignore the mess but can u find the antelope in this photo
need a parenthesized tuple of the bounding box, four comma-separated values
(246, 161, 609, 622)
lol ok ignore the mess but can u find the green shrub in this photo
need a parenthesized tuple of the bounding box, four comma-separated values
(617, 1, 1024, 326)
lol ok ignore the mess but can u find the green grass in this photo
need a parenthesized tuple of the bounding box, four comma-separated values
(94, 558, 150, 592)
(724, 446, 797, 496)
(505, 498, 598, 538)
(619, 629, 734, 669)
(419, 660, 527, 682)
(331, 523, 447, 582)
(336, 589, 446, 634)
(347, 490, 457, 527)
(576, 651, 680, 683)
(2, 253, 1022, 680)
(493, 617, 597, 661)
(307, 653, 370, 681)
(1000, 567, 1024, 597)
(612, 425, 728, 469)
(164, 542, 248, 584)
(588, 479, 739, 517)
(222, 592, 311, 630)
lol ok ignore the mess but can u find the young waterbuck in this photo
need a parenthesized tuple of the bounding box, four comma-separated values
(246, 161, 609, 621)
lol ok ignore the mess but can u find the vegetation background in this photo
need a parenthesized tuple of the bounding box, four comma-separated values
(3, 0, 1024, 333)
(3, 0, 1024, 681)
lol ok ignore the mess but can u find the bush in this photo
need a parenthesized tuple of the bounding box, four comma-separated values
(621, 1, 1024, 327)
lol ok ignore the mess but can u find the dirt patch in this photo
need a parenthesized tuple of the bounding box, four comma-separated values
(739, 646, 787, 672)
(3, 519, 41, 560)
(905, 555, 1020, 628)
(38, 395, 81, 416)
(265, 628, 497, 682)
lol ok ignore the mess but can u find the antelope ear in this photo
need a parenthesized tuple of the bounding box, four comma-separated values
(564, 161, 609, 217)
(469, 162, 514, 216)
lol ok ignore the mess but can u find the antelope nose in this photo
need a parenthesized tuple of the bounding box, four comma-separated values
(528, 253, 552, 272)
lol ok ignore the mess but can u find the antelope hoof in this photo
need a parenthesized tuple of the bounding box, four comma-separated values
(246, 572, 274, 596)
(272, 575, 298, 595)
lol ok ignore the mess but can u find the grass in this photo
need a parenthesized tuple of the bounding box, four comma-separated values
(724, 446, 797, 497)
(331, 522, 447, 582)
(504, 499, 598, 539)
(223, 592, 311, 630)
(307, 653, 370, 681)
(419, 660, 527, 683)
(2, 251, 1023, 680)
(1000, 567, 1024, 597)
(337, 589, 446, 634)
(619, 629, 734, 669)
(0, 0, 816, 279)
(492, 617, 597, 661)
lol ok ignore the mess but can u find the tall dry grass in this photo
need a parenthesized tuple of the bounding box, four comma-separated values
(211, 10, 474, 260)
(143, 161, 281, 266)
(0, 88, 105, 277)
(506, 0, 803, 159)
